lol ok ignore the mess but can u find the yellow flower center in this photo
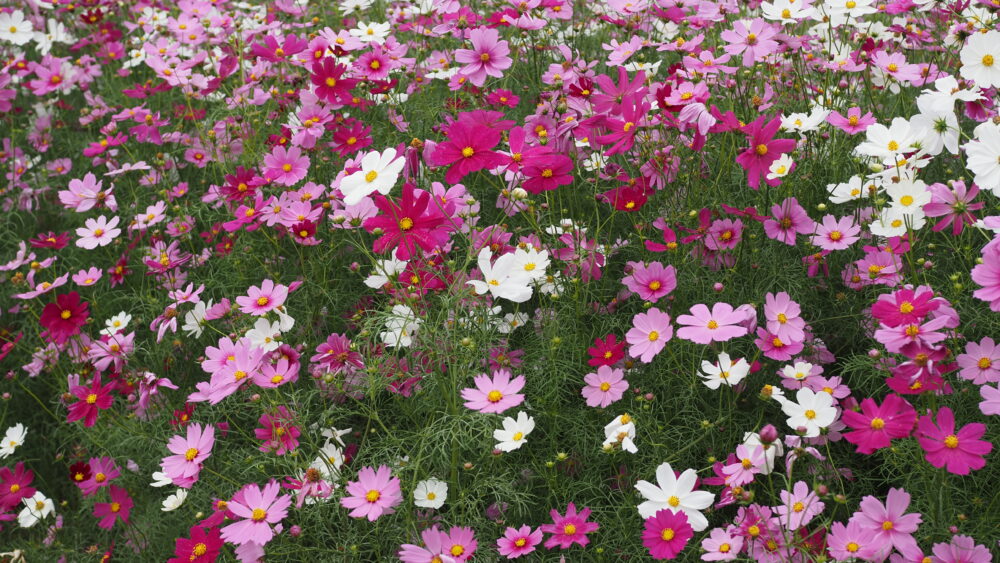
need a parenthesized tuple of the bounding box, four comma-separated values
(110, 502, 121, 513)
(661, 528, 675, 540)
(512, 432, 524, 441)
(804, 409, 816, 419)
(281, 163, 292, 172)
(9, 484, 20, 493)
(399, 217, 414, 230)
(514, 538, 526, 547)
(563, 524, 577, 535)
(623, 122, 635, 132)
(487, 390, 503, 402)
(707, 320, 719, 329)
(648, 281, 661, 291)
(668, 495, 680, 507)
(461, 146, 475, 158)
(944, 434, 959, 449)
(755, 144, 768, 155)
(185, 448, 199, 461)
(847, 542, 859, 553)
(984, 54, 995, 67)
(600, 382, 611, 391)
(61, 310, 73, 320)
(256, 296, 270, 306)
(192, 543, 208, 556)
(647, 330, 659, 341)
(480, 53, 490, 61)
(251, 508, 267, 521)
(365, 170, 378, 183)
(792, 501, 805, 512)
(86, 394, 98, 404)
(450, 545, 465, 556)
(977, 358, 992, 369)
(870, 417, 886, 430)
(234, 370, 247, 380)
(882, 520, 894, 530)
(748, 525, 760, 537)
(887, 140, 899, 151)
(720, 543, 731, 553)
(541, 169, 553, 178)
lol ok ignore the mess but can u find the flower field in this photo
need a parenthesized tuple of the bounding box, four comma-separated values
(3, 0, 1000, 560)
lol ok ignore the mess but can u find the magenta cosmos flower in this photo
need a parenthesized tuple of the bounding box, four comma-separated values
(341, 465, 402, 521)
(39, 291, 89, 345)
(622, 261, 677, 302)
(842, 394, 916, 454)
(236, 279, 289, 316)
(429, 121, 505, 184)
(362, 184, 455, 260)
(676, 303, 749, 345)
(581, 365, 628, 408)
(626, 308, 673, 364)
(67, 375, 115, 427)
(161, 423, 215, 488)
(826, 107, 876, 135)
(263, 145, 309, 187)
(461, 369, 525, 414)
(497, 525, 543, 559)
(735, 114, 796, 189)
(255, 406, 301, 455)
(454, 26, 512, 87)
(221, 480, 291, 546)
(541, 502, 599, 549)
(93, 485, 133, 529)
(916, 406, 993, 475)
(762, 197, 813, 246)
(642, 509, 693, 560)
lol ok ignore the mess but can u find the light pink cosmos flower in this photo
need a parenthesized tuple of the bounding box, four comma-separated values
(75, 215, 121, 249)
(581, 365, 628, 408)
(930, 535, 992, 563)
(852, 488, 921, 556)
(497, 525, 542, 559)
(454, 27, 512, 87)
(626, 308, 673, 363)
(460, 369, 525, 414)
(826, 520, 878, 561)
(676, 303, 749, 345)
(341, 465, 402, 521)
(956, 337, 1000, 384)
(763, 292, 804, 343)
(774, 481, 824, 530)
(161, 423, 215, 489)
(221, 480, 291, 546)
(720, 18, 778, 67)
(704, 219, 743, 251)
(980, 384, 1000, 416)
(72, 267, 103, 287)
(810, 215, 861, 251)
(236, 279, 289, 316)
(763, 197, 812, 246)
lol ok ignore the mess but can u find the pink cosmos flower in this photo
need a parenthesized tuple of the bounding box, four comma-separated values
(622, 261, 677, 303)
(430, 121, 506, 184)
(626, 308, 673, 363)
(399, 526, 452, 562)
(957, 337, 1000, 384)
(842, 394, 917, 454)
(441, 526, 477, 561)
(221, 480, 291, 546)
(924, 181, 982, 236)
(774, 481, 824, 530)
(763, 197, 813, 246)
(700, 527, 743, 561)
(704, 219, 743, 251)
(972, 246, 1000, 312)
(67, 375, 115, 427)
(930, 535, 992, 563)
(264, 145, 309, 187)
(676, 303, 749, 345)
(755, 328, 804, 361)
(93, 485, 133, 530)
(39, 291, 89, 345)
(363, 184, 456, 260)
(0, 462, 35, 512)
(581, 365, 628, 408)
(461, 369, 525, 414)
(75, 215, 121, 249)
(874, 316, 950, 356)
(870, 286, 940, 328)
(642, 509, 692, 560)
(76, 457, 120, 497)
(521, 154, 574, 194)
(341, 465, 402, 521)
(454, 27, 512, 87)
(72, 267, 103, 287)
(161, 423, 215, 488)
(722, 445, 765, 487)
(541, 502, 599, 550)
(826, 107, 876, 135)
(236, 279, 289, 316)
(916, 407, 992, 475)
(721, 18, 778, 67)
(497, 525, 542, 559)
(810, 215, 860, 251)
(853, 488, 922, 555)
(255, 406, 301, 455)
(980, 384, 1000, 416)
(826, 520, 878, 561)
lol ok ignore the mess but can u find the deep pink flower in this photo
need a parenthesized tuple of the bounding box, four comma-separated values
(221, 480, 291, 546)
(0, 462, 36, 512)
(236, 279, 289, 316)
(255, 406, 301, 456)
(461, 369, 525, 414)
(341, 465, 402, 521)
(363, 184, 456, 260)
(497, 525, 542, 558)
(870, 286, 940, 328)
(622, 261, 677, 302)
(704, 219, 743, 251)
(763, 197, 813, 246)
(521, 153, 573, 194)
(916, 407, 992, 475)
(676, 303, 749, 345)
(93, 485, 133, 529)
(169, 525, 223, 563)
(642, 509, 693, 560)
(826, 107, 876, 134)
(587, 334, 625, 367)
(924, 181, 982, 236)
(842, 394, 917, 454)
(541, 502, 599, 550)
(735, 115, 796, 189)
(67, 375, 115, 427)
(430, 122, 505, 184)
(310, 58, 357, 104)
(39, 291, 89, 345)
(263, 145, 309, 187)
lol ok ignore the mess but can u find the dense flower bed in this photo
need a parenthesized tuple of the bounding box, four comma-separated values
(1, 0, 1000, 561)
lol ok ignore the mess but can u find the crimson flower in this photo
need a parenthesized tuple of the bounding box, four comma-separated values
(39, 291, 89, 345)
(67, 375, 115, 427)
(363, 184, 456, 260)
(29, 231, 70, 249)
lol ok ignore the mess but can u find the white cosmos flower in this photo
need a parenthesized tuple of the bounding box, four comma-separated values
(781, 388, 838, 438)
(246, 317, 282, 352)
(493, 411, 534, 452)
(960, 30, 1000, 89)
(151, 471, 173, 487)
(339, 148, 405, 206)
(182, 300, 211, 338)
(162, 489, 188, 512)
(102, 312, 132, 337)
(413, 478, 448, 509)
(828, 176, 875, 204)
(869, 205, 925, 238)
(380, 304, 421, 348)
(700, 352, 750, 389)
(0, 11, 34, 46)
(964, 122, 1000, 196)
(603, 414, 638, 454)
(17, 492, 53, 528)
(364, 257, 408, 288)
(854, 117, 917, 161)
(635, 462, 715, 530)
(0, 424, 27, 459)
(742, 432, 785, 475)
(467, 247, 534, 303)
(349, 21, 391, 43)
